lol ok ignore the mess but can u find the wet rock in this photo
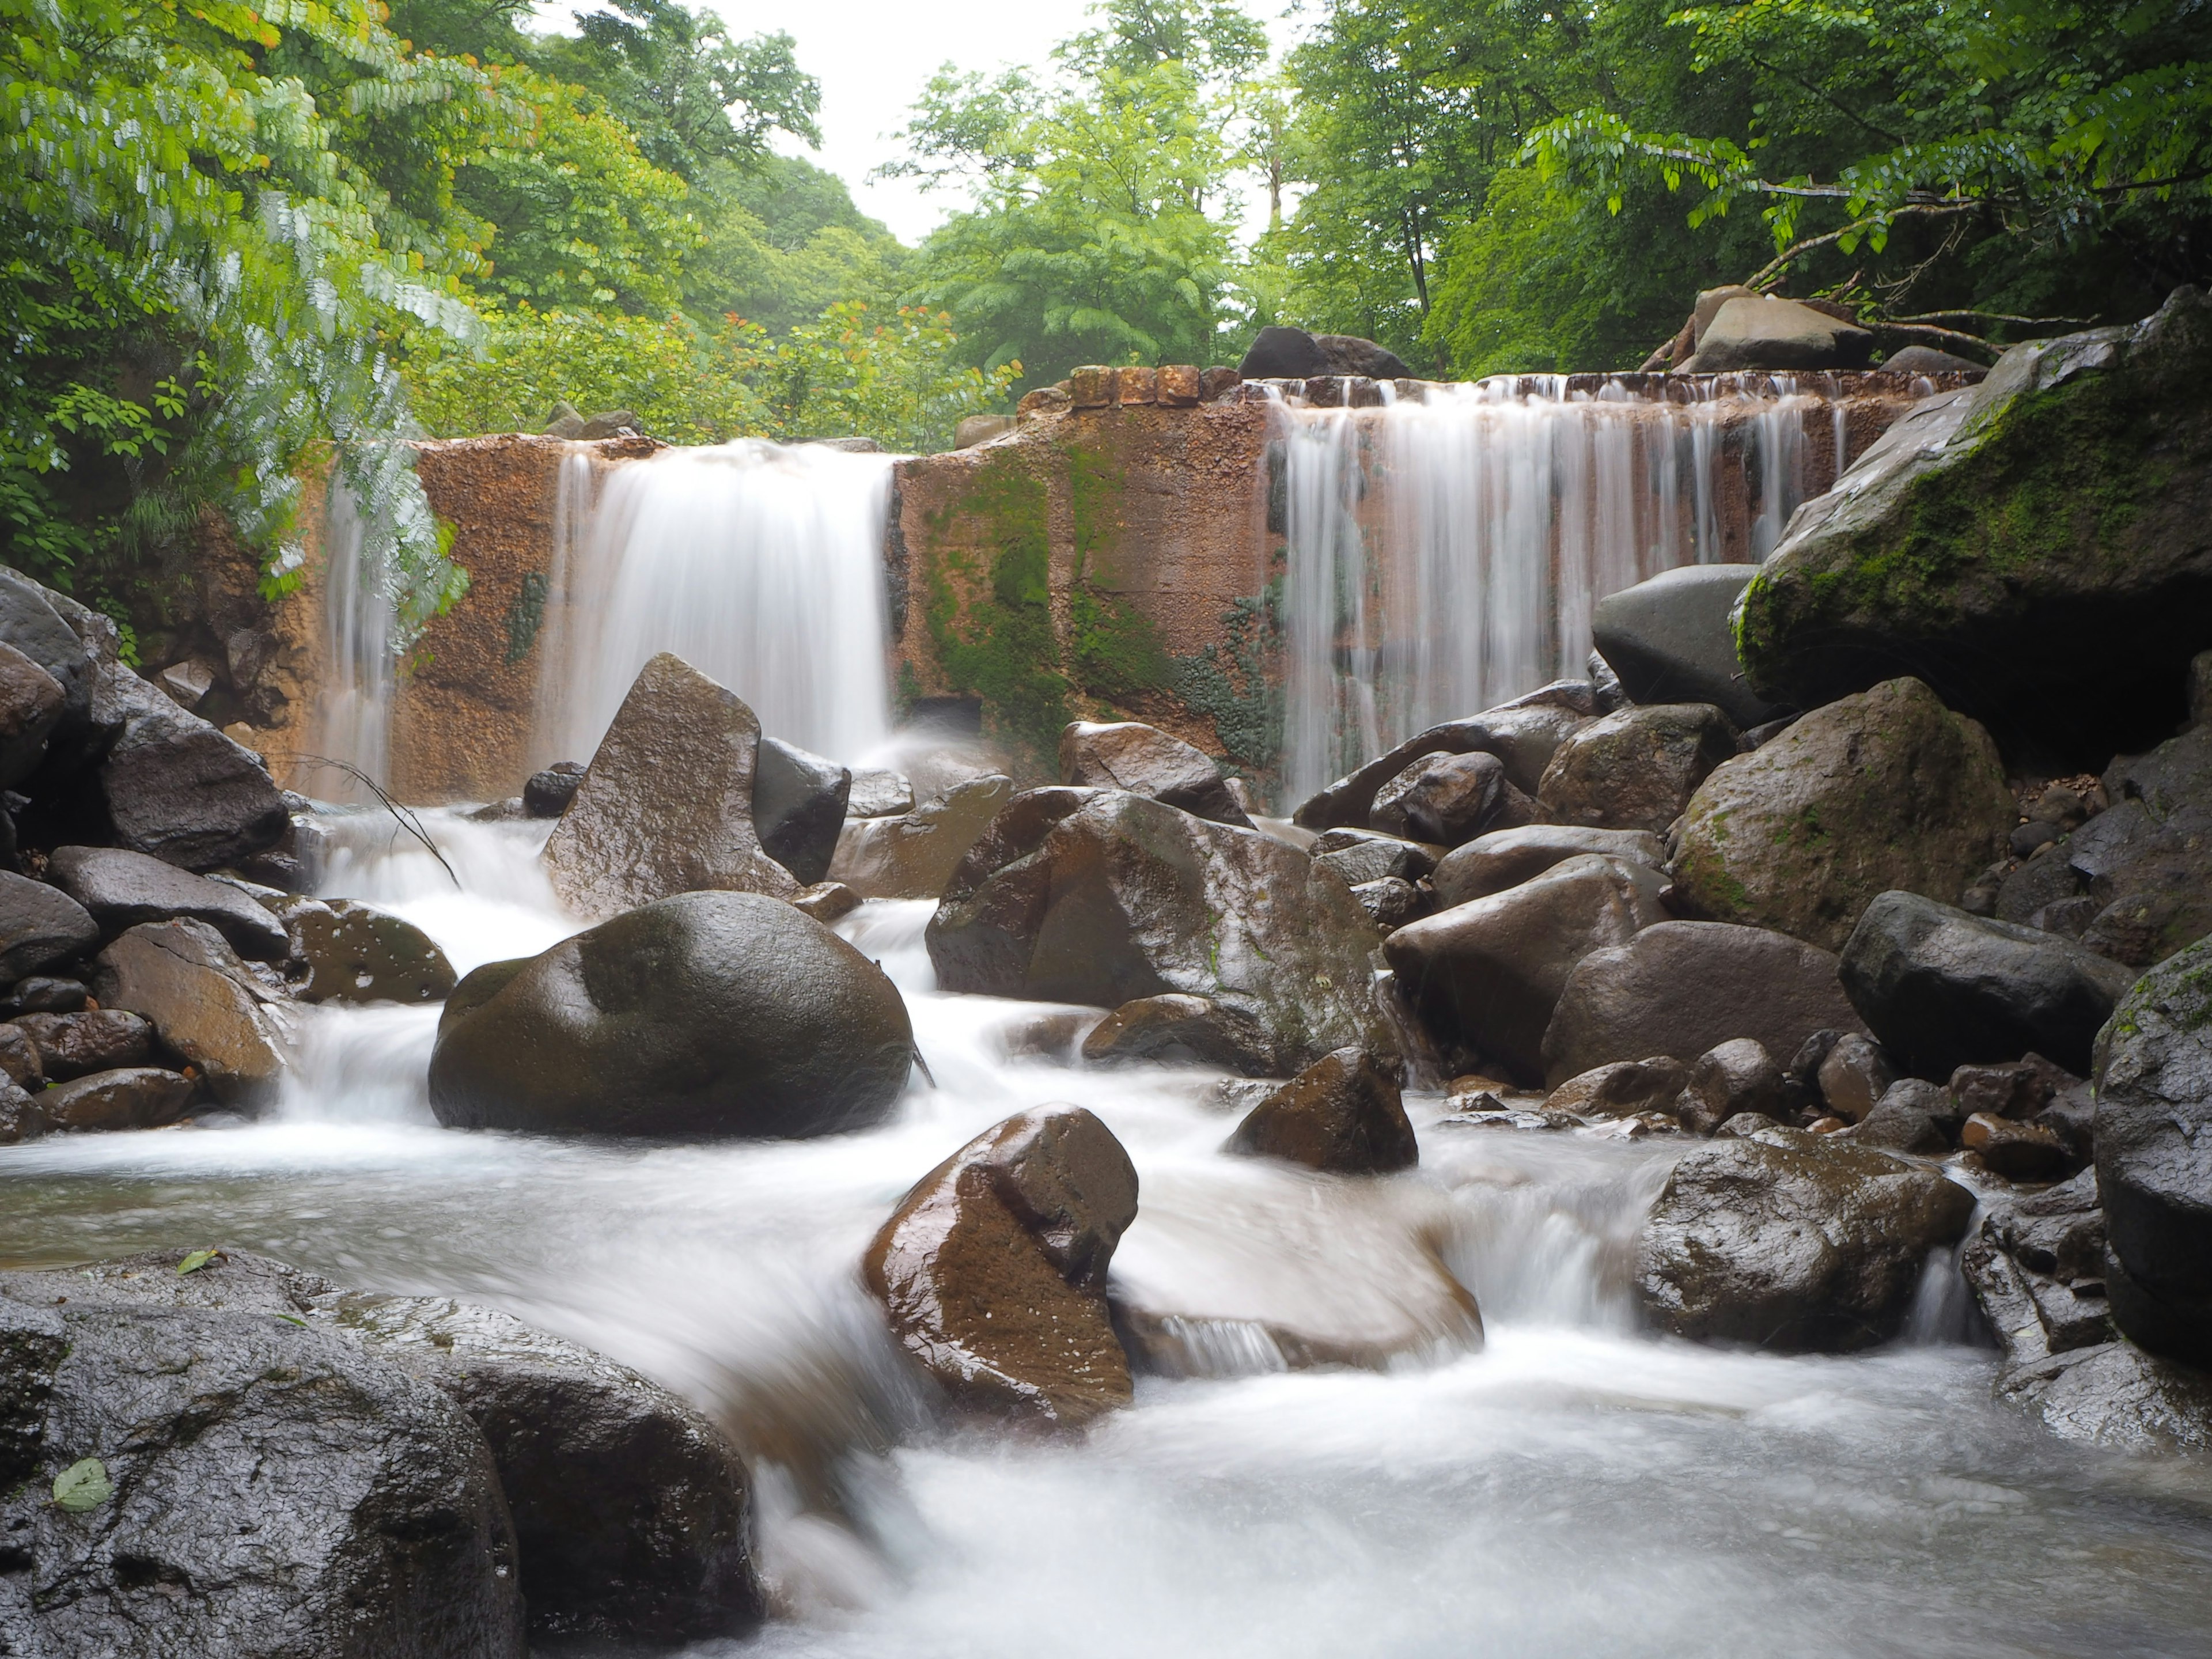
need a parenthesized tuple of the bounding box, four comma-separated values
(1635, 1124, 1976, 1350)
(0, 1022, 40, 1089)
(543, 653, 800, 918)
(1546, 1056, 1693, 1120)
(1816, 1032, 1897, 1123)
(13, 1009, 153, 1080)
(0, 567, 92, 767)
(1537, 703, 1739, 834)
(1385, 854, 1668, 1084)
(790, 880, 861, 924)
(430, 891, 912, 1138)
(0, 1268, 526, 1658)
(1672, 677, 2014, 952)
(2093, 935, 2212, 1367)
(1058, 720, 1252, 828)
(753, 736, 851, 885)
(1350, 875, 1426, 929)
(1678, 1039, 1785, 1134)
(830, 774, 1017, 901)
(1312, 827, 1438, 888)
(928, 789, 1392, 1074)
(1737, 290, 2212, 764)
(1995, 1342, 2212, 1452)
(96, 664, 288, 870)
(0, 1077, 45, 1142)
(3, 975, 87, 1015)
(274, 896, 457, 1005)
(39, 1065, 194, 1131)
(1237, 325, 1410, 382)
(2073, 725, 2212, 968)
(846, 766, 914, 818)
(93, 919, 290, 1105)
(1221, 1048, 1417, 1175)
(1961, 1170, 2112, 1355)
(0, 871, 98, 980)
(46, 844, 290, 960)
(522, 760, 585, 817)
(0, 641, 66, 788)
(1847, 1078, 1960, 1154)
(1590, 565, 1786, 728)
(1540, 921, 1865, 1088)
(1951, 1055, 2077, 1122)
(862, 1106, 1139, 1426)
(1963, 1112, 2072, 1181)
(1292, 701, 1591, 828)
(1431, 824, 1664, 909)
(1370, 749, 1537, 846)
(1683, 294, 1873, 372)
(1081, 993, 1277, 1075)
(1839, 891, 2137, 1077)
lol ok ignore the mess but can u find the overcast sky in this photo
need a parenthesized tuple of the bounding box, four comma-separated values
(537, 0, 1297, 245)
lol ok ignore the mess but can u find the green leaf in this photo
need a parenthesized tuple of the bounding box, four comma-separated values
(177, 1248, 220, 1276)
(52, 1458, 112, 1513)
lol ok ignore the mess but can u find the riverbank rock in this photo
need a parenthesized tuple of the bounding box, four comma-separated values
(830, 774, 1016, 900)
(863, 1107, 1140, 1427)
(2093, 935, 2212, 1368)
(1591, 565, 1785, 728)
(1237, 325, 1411, 382)
(92, 918, 290, 1104)
(0, 642, 65, 789)
(1312, 827, 1440, 888)
(1080, 993, 1277, 1075)
(274, 896, 457, 1004)
(1636, 1123, 1975, 1350)
(0, 568, 93, 774)
(1681, 294, 1873, 373)
(1222, 1048, 1417, 1175)
(0, 870, 97, 979)
(1292, 692, 1593, 827)
(46, 844, 289, 960)
(1671, 677, 2013, 952)
(95, 665, 289, 870)
(1537, 703, 1740, 833)
(1370, 749, 1537, 845)
(752, 737, 850, 886)
(927, 789, 1391, 1074)
(0, 1267, 527, 1658)
(543, 653, 800, 917)
(13, 1009, 153, 1079)
(1385, 853, 1668, 1084)
(1430, 824, 1664, 909)
(1059, 720, 1252, 828)
(1678, 1039, 1785, 1133)
(430, 891, 911, 1138)
(523, 761, 585, 817)
(2067, 724, 2212, 967)
(1547, 1056, 1694, 1121)
(1839, 891, 2137, 1077)
(1736, 289, 2212, 765)
(36, 1065, 194, 1131)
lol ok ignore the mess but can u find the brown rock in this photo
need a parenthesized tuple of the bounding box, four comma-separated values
(278, 897, 457, 1005)
(13, 1009, 154, 1080)
(1113, 366, 1157, 406)
(1369, 750, 1538, 847)
(1070, 366, 1113, 408)
(0, 870, 99, 981)
(1350, 876, 1426, 929)
(1017, 386, 1071, 419)
(1817, 1033, 1897, 1124)
(92, 919, 290, 1104)
(543, 653, 799, 919)
(1431, 824, 1665, 908)
(1963, 1112, 2071, 1181)
(1546, 1056, 1692, 1119)
(1850, 1078, 1961, 1154)
(1951, 1055, 2077, 1121)
(1678, 1039, 1785, 1133)
(0, 1022, 41, 1090)
(790, 881, 862, 924)
(1294, 702, 1590, 828)
(0, 637, 66, 786)
(862, 1106, 1139, 1426)
(1058, 720, 1252, 827)
(1156, 365, 1201, 407)
(0, 1077, 45, 1142)
(1081, 993, 1276, 1076)
(830, 774, 1017, 900)
(1537, 703, 1740, 833)
(40, 1065, 195, 1131)
(1199, 366, 1243, 401)
(1222, 1048, 1416, 1174)
(1310, 828, 1440, 887)
(45, 844, 291, 960)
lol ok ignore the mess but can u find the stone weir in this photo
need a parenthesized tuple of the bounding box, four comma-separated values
(235, 368, 1974, 805)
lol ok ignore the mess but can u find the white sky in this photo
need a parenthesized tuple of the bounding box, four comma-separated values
(536, 0, 1298, 245)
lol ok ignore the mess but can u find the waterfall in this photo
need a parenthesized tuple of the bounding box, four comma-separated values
(1275, 376, 1828, 803)
(302, 482, 395, 803)
(533, 440, 898, 770)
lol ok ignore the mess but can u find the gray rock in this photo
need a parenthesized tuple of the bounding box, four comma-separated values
(1996, 1342, 2212, 1452)
(1350, 874, 1426, 929)
(92, 919, 291, 1105)
(1292, 702, 1590, 828)
(0, 568, 92, 764)
(1369, 749, 1538, 846)
(1237, 326, 1411, 382)
(1839, 891, 2138, 1077)
(830, 774, 1016, 900)
(1590, 565, 1785, 728)
(0, 1023, 40, 1089)
(1546, 1056, 1694, 1120)
(846, 766, 914, 818)
(1816, 1033, 1897, 1123)
(752, 736, 851, 885)
(1431, 824, 1665, 909)
(1313, 828, 1438, 888)
(46, 843, 290, 960)
(0, 641, 66, 788)
(1849, 1078, 1960, 1154)
(1537, 703, 1739, 834)
(1881, 344, 1989, 375)
(13, 1009, 153, 1080)
(1058, 720, 1252, 827)
(2073, 725, 2212, 968)
(0, 872, 97, 980)
(1678, 1038, 1785, 1133)
(3, 976, 86, 1015)
(1222, 1047, 1417, 1174)
(522, 760, 584, 817)
(0, 1076, 45, 1143)
(94, 664, 288, 870)
(1684, 294, 1873, 373)
(37, 1065, 194, 1131)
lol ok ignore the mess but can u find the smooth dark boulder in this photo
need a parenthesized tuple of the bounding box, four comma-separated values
(46, 843, 290, 960)
(1222, 1048, 1417, 1175)
(1849, 1078, 1961, 1154)
(2073, 725, 2212, 967)
(0, 567, 92, 760)
(1312, 828, 1439, 888)
(1080, 993, 1277, 1076)
(36, 1065, 193, 1131)
(13, 1009, 153, 1080)
(431, 891, 912, 1137)
(1537, 703, 1739, 833)
(1591, 565, 1786, 728)
(93, 919, 290, 1104)
(1682, 294, 1873, 372)
(752, 736, 851, 885)
(1431, 824, 1664, 909)
(1238, 325, 1411, 382)
(0, 640, 66, 788)
(1058, 720, 1252, 828)
(1839, 891, 2137, 1078)
(522, 760, 585, 817)
(1541, 921, 1865, 1088)
(0, 870, 97, 979)
(0, 1077, 45, 1143)
(1636, 1123, 1975, 1350)
(0, 1023, 40, 1089)
(95, 665, 287, 870)
(1677, 1039, 1785, 1134)
(1369, 749, 1537, 846)
(1293, 700, 1590, 828)
(1547, 1056, 1693, 1121)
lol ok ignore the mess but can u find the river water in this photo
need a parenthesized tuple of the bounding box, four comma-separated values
(3, 810, 2210, 1657)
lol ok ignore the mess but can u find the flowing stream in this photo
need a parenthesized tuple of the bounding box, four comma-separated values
(3, 813, 2211, 1656)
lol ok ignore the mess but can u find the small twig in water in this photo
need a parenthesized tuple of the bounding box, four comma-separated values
(295, 756, 461, 889)
(911, 1047, 938, 1088)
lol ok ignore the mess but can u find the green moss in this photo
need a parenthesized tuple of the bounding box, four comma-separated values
(1172, 583, 1283, 779)
(1070, 586, 1175, 702)
(503, 569, 548, 665)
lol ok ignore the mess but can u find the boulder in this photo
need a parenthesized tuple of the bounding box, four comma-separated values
(1959, 1172, 2112, 1364)
(790, 881, 861, 924)
(13, 1009, 154, 1080)
(1431, 824, 1664, 908)
(1996, 1342, 2212, 1453)
(1540, 921, 1865, 1088)
(1350, 875, 1425, 929)
(752, 736, 850, 885)
(275, 896, 457, 1005)
(1369, 749, 1537, 846)
(429, 891, 912, 1138)
(1385, 854, 1668, 1084)
(1292, 700, 1590, 827)
(522, 761, 585, 818)
(0, 870, 97, 979)
(1058, 720, 1252, 828)
(1221, 1048, 1417, 1175)
(0, 640, 66, 788)
(1682, 294, 1873, 373)
(0, 1024, 40, 1089)
(1671, 677, 2014, 952)
(846, 766, 914, 818)
(1635, 1123, 1976, 1350)
(95, 665, 288, 870)
(542, 653, 799, 918)
(37, 1066, 194, 1131)
(1848, 1078, 1960, 1154)
(46, 844, 290, 960)
(0, 1270, 525, 1658)
(1736, 289, 2212, 764)
(927, 789, 1392, 1074)
(1839, 891, 2137, 1078)
(830, 774, 1017, 900)
(1677, 1039, 1785, 1133)
(2069, 725, 2212, 968)
(862, 1107, 1139, 1426)
(1537, 703, 1740, 833)
(0, 567, 92, 765)
(2093, 935, 2212, 1367)
(3, 975, 85, 1016)
(1312, 828, 1438, 888)
(1880, 344, 1985, 375)
(1080, 993, 1277, 1076)
(1962, 1111, 2072, 1181)
(1237, 326, 1411, 382)
(1546, 1056, 1693, 1120)
(0, 1078, 45, 1143)
(1590, 565, 1785, 728)
(92, 919, 290, 1104)
(1816, 1033, 1897, 1123)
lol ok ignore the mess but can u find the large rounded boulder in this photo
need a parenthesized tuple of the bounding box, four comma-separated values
(429, 891, 913, 1137)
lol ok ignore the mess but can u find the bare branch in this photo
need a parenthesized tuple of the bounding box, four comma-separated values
(294, 756, 461, 888)
(1741, 200, 1980, 291)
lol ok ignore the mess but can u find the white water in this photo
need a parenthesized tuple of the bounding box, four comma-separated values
(1277, 378, 1831, 802)
(532, 440, 899, 768)
(4, 813, 2211, 1654)
(301, 483, 396, 802)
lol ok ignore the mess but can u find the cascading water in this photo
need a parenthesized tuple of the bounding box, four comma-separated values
(1275, 376, 1833, 802)
(301, 483, 397, 802)
(533, 440, 899, 768)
